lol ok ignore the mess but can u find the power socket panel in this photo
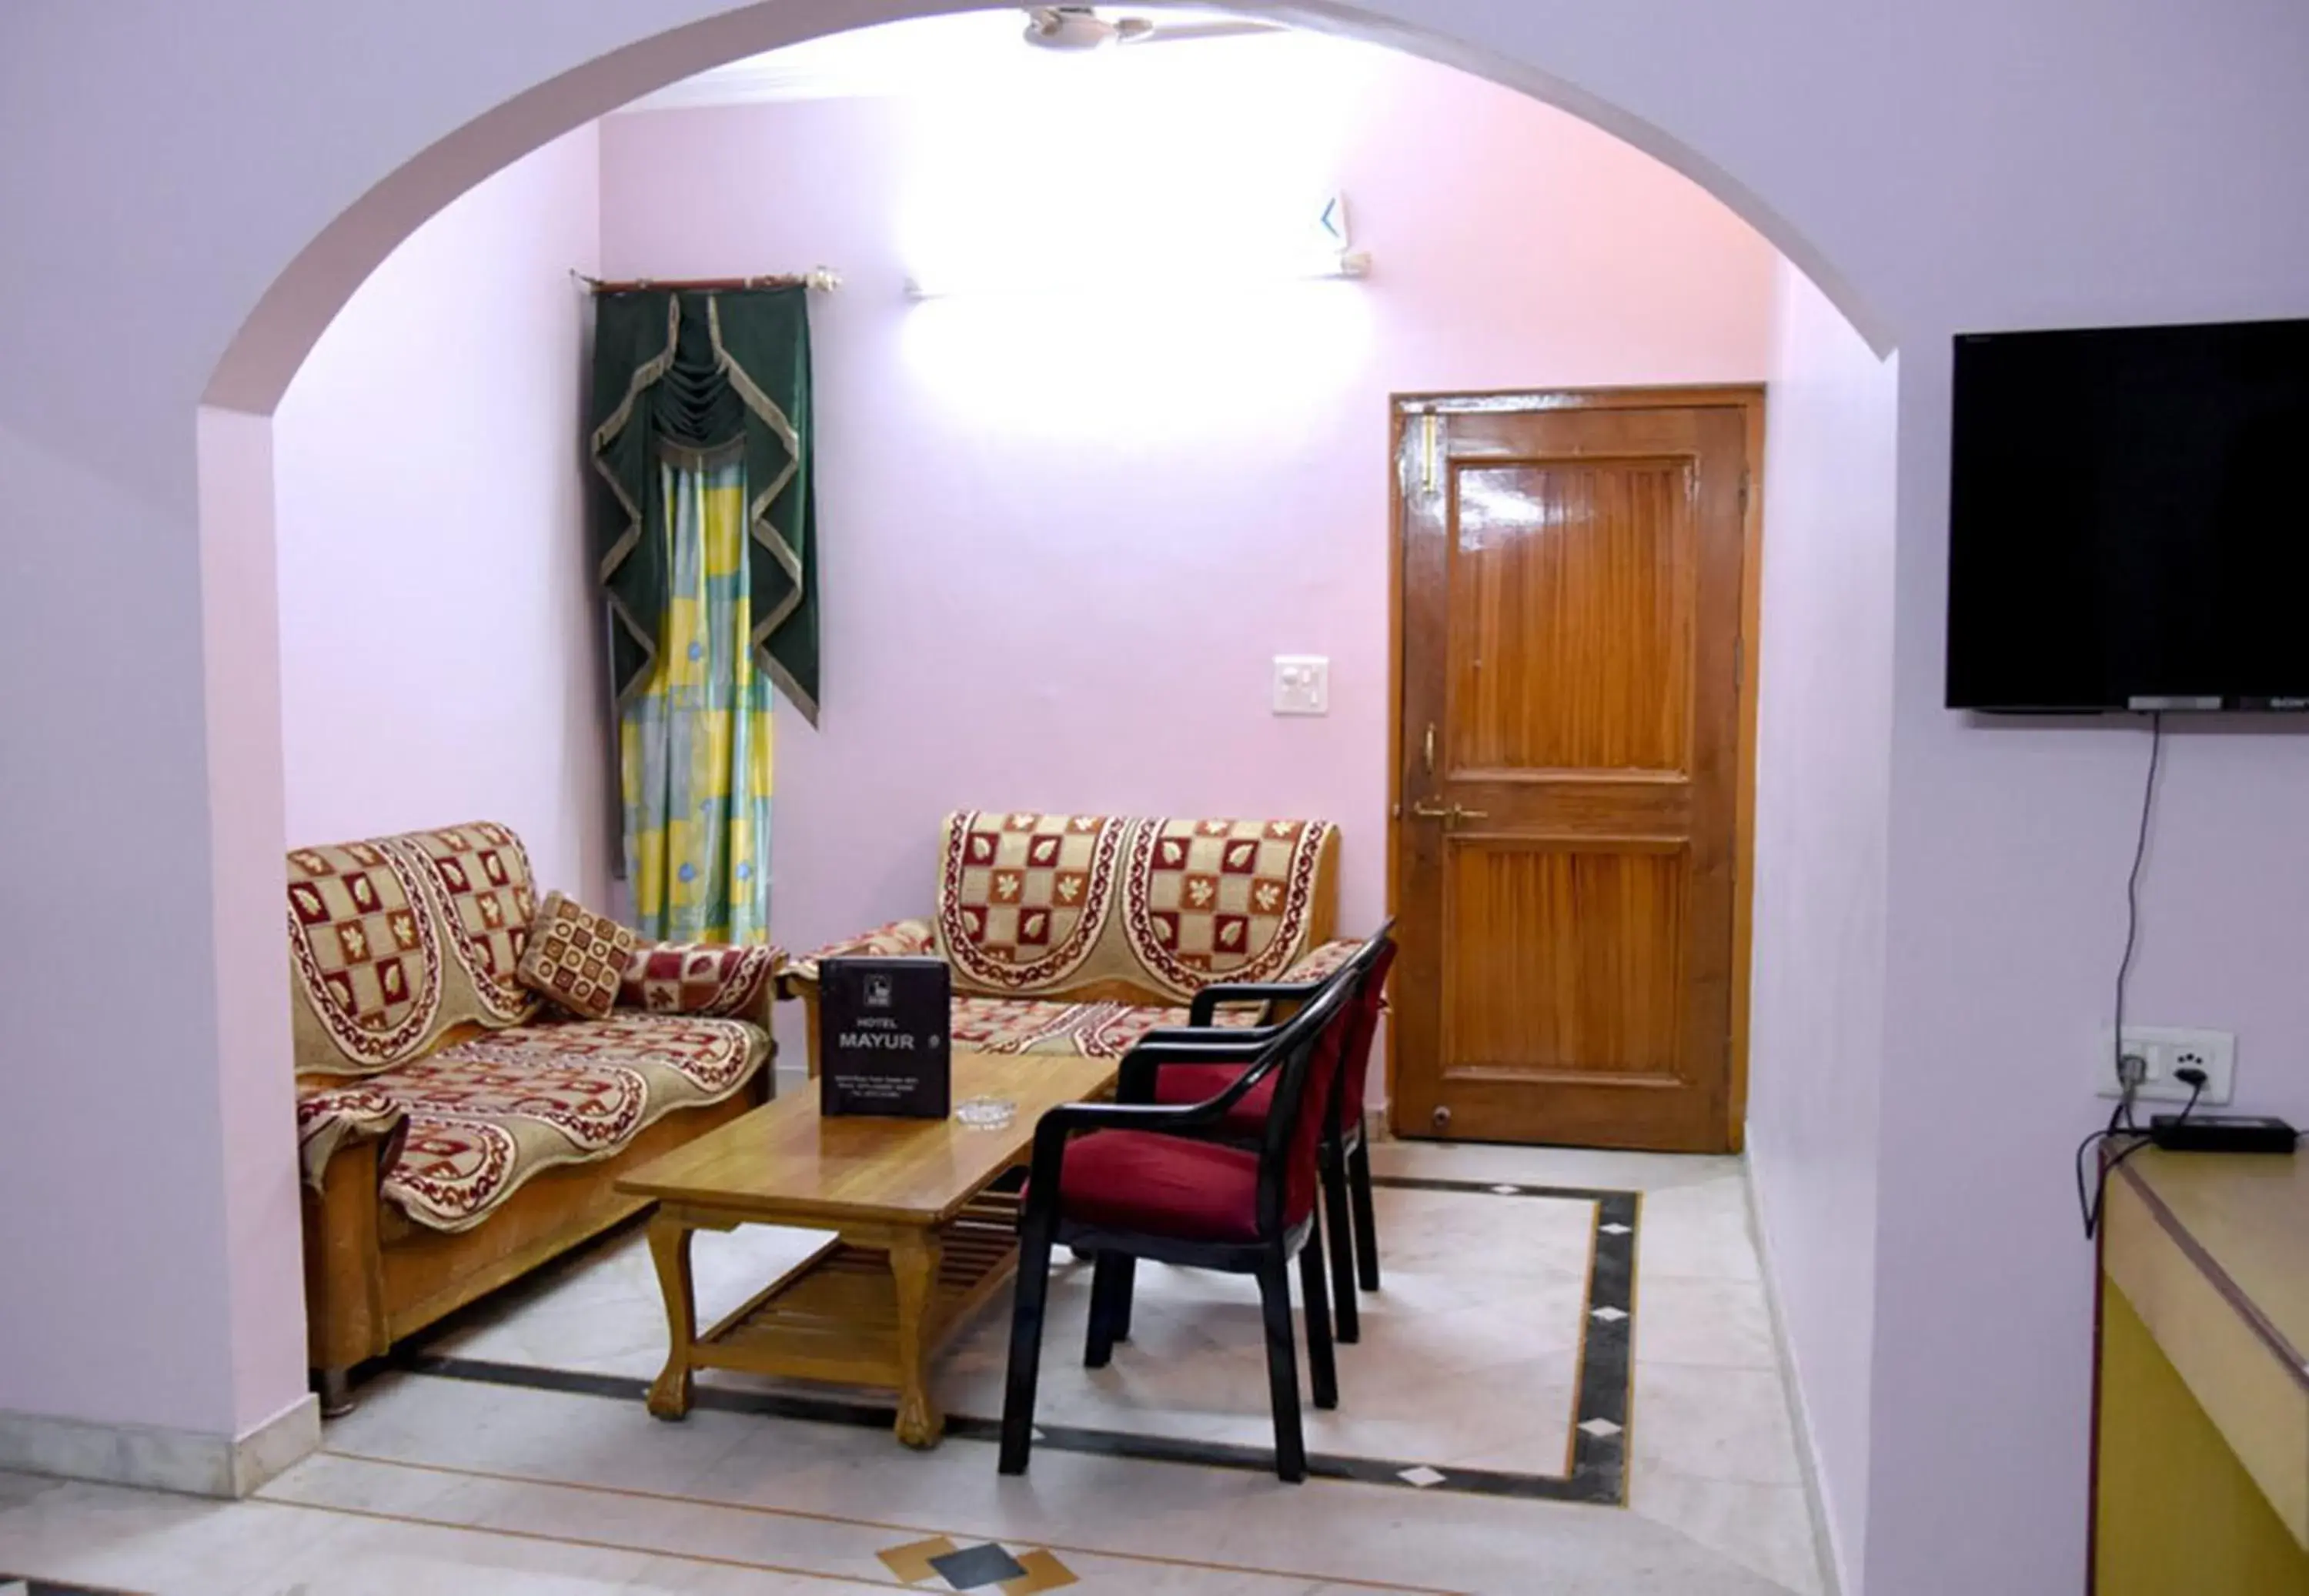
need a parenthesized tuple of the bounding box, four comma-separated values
(2094, 1026, 2236, 1107)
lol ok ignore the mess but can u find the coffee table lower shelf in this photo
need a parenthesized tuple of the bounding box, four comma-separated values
(643, 1189, 1022, 1447)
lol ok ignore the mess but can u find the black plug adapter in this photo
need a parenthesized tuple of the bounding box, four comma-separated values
(2149, 1064, 2294, 1153)
(2149, 1116, 2297, 1154)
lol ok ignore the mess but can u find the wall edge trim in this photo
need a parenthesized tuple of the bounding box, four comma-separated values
(1746, 1142, 1853, 1596)
(0, 1393, 320, 1500)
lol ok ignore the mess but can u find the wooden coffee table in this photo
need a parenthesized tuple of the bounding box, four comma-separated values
(617, 1051, 1114, 1448)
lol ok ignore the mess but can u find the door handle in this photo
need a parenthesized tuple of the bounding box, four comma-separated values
(1410, 801, 1489, 824)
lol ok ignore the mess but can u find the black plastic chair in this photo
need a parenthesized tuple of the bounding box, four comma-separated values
(1132, 924, 1397, 1341)
(998, 971, 1359, 1482)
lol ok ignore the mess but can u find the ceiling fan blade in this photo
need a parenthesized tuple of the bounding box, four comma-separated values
(1023, 6, 1106, 46)
(1121, 18, 1288, 44)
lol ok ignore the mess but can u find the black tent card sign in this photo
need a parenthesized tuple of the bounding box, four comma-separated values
(817, 956, 951, 1118)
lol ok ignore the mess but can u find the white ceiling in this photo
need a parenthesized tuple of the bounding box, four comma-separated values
(617, 7, 1302, 112)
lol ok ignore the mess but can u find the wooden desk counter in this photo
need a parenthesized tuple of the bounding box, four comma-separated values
(2095, 1149, 2309, 1594)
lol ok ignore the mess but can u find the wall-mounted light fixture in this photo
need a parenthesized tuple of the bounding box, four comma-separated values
(904, 246, 1370, 300)
(904, 189, 1368, 300)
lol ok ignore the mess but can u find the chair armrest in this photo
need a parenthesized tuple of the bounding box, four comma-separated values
(1188, 980, 1322, 1027)
(779, 918, 938, 994)
(1185, 937, 1367, 1024)
(1028, 1050, 1290, 1200)
(1135, 1023, 1284, 1050)
(618, 942, 785, 1026)
(296, 1087, 408, 1194)
(1112, 1037, 1283, 1105)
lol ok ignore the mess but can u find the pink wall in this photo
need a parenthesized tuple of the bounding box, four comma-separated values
(0, 412, 245, 1436)
(1868, 332, 2309, 1586)
(274, 126, 614, 910)
(1746, 256, 1900, 1591)
(198, 403, 310, 1441)
(597, 39, 1776, 1065)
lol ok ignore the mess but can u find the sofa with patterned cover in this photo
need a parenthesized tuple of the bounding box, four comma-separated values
(288, 821, 782, 1412)
(784, 812, 1360, 1075)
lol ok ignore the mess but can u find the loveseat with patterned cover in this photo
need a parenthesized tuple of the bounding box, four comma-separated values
(784, 812, 1360, 1075)
(289, 821, 781, 1413)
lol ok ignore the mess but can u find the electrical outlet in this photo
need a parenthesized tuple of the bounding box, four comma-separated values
(2093, 1026, 2236, 1107)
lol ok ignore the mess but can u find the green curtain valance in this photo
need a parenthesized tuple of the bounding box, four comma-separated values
(588, 285, 819, 723)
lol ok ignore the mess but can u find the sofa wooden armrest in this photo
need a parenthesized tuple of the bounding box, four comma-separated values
(302, 1124, 396, 1414)
(300, 1070, 772, 1415)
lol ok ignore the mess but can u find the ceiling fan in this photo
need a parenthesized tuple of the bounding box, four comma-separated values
(1021, 5, 1284, 51)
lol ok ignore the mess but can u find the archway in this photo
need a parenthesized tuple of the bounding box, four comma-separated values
(203, 2, 1884, 413)
(194, 0, 1890, 1574)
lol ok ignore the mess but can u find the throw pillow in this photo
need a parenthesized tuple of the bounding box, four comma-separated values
(515, 891, 637, 1020)
(620, 941, 781, 1017)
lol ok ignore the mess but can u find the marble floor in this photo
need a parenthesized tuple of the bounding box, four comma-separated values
(0, 1141, 1826, 1595)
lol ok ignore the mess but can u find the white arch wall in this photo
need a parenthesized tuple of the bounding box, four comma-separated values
(4, 3, 2309, 1591)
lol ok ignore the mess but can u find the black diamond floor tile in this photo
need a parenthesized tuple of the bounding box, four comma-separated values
(927, 1541, 1029, 1589)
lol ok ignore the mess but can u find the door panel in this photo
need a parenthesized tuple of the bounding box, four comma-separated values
(1442, 840, 1689, 1078)
(1448, 462, 1696, 776)
(1393, 392, 1756, 1152)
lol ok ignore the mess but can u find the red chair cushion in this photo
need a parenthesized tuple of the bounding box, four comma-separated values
(1336, 940, 1396, 1124)
(1140, 990, 1355, 1227)
(1151, 942, 1393, 1135)
(1048, 1129, 1308, 1244)
(1149, 1061, 1273, 1140)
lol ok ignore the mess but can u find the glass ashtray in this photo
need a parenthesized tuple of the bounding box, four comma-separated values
(954, 1095, 1017, 1130)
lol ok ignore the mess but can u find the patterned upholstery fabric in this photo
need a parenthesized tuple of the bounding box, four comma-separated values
(793, 814, 1337, 1076)
(925, 812, 1337, 1003)
(345, 1013, 767, 1232)
(287, 840, 444, 1070)
(1278, 937, 1364, 988)
(619, 941, 781, 1020)
(1073, 999, 1263, 1057)
(1118, 819, 1334, 999)
(287, 820, 777, 1235)
(394, 823, 542, 1024)
(295, 1086, 407, 1190)
(288, 821, 543, 1077)
(937, 813, 1126, 993)
(518, 892, 637, 1020)
(948, 994, 1259, 1059)
(780, 918, 936, 985)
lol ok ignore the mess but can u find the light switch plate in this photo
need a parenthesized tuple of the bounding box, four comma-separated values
(1272, 655, 1329, 716)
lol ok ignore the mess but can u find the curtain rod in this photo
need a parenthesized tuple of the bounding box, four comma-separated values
(570, 268, 842, 294)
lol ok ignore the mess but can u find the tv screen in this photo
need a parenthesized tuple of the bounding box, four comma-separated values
(1946, 316, 2309, 713)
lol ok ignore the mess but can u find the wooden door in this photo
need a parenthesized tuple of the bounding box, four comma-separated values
(1390, 389, 1759, 1153)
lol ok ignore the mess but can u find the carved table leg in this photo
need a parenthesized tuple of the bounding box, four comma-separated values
(889, 1229, 945, 1448)
(646, 1210, 698, 1420)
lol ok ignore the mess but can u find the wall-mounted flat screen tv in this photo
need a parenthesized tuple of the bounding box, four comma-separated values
(1946, 316, 2309, 713)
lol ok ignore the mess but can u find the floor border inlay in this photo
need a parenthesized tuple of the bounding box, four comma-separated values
(386, 1178, 1639, 1506)
(308, 1448, 1466, 1594)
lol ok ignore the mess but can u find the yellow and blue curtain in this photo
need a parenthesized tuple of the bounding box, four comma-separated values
(620, 459, 773, 943)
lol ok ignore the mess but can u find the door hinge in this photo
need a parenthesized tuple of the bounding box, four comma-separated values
(1419, 412, 1440, 496)
(1422, 721, 1436, 774)
(1739, 469, 1751, 518)
(1735, 636, 1745, 691)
